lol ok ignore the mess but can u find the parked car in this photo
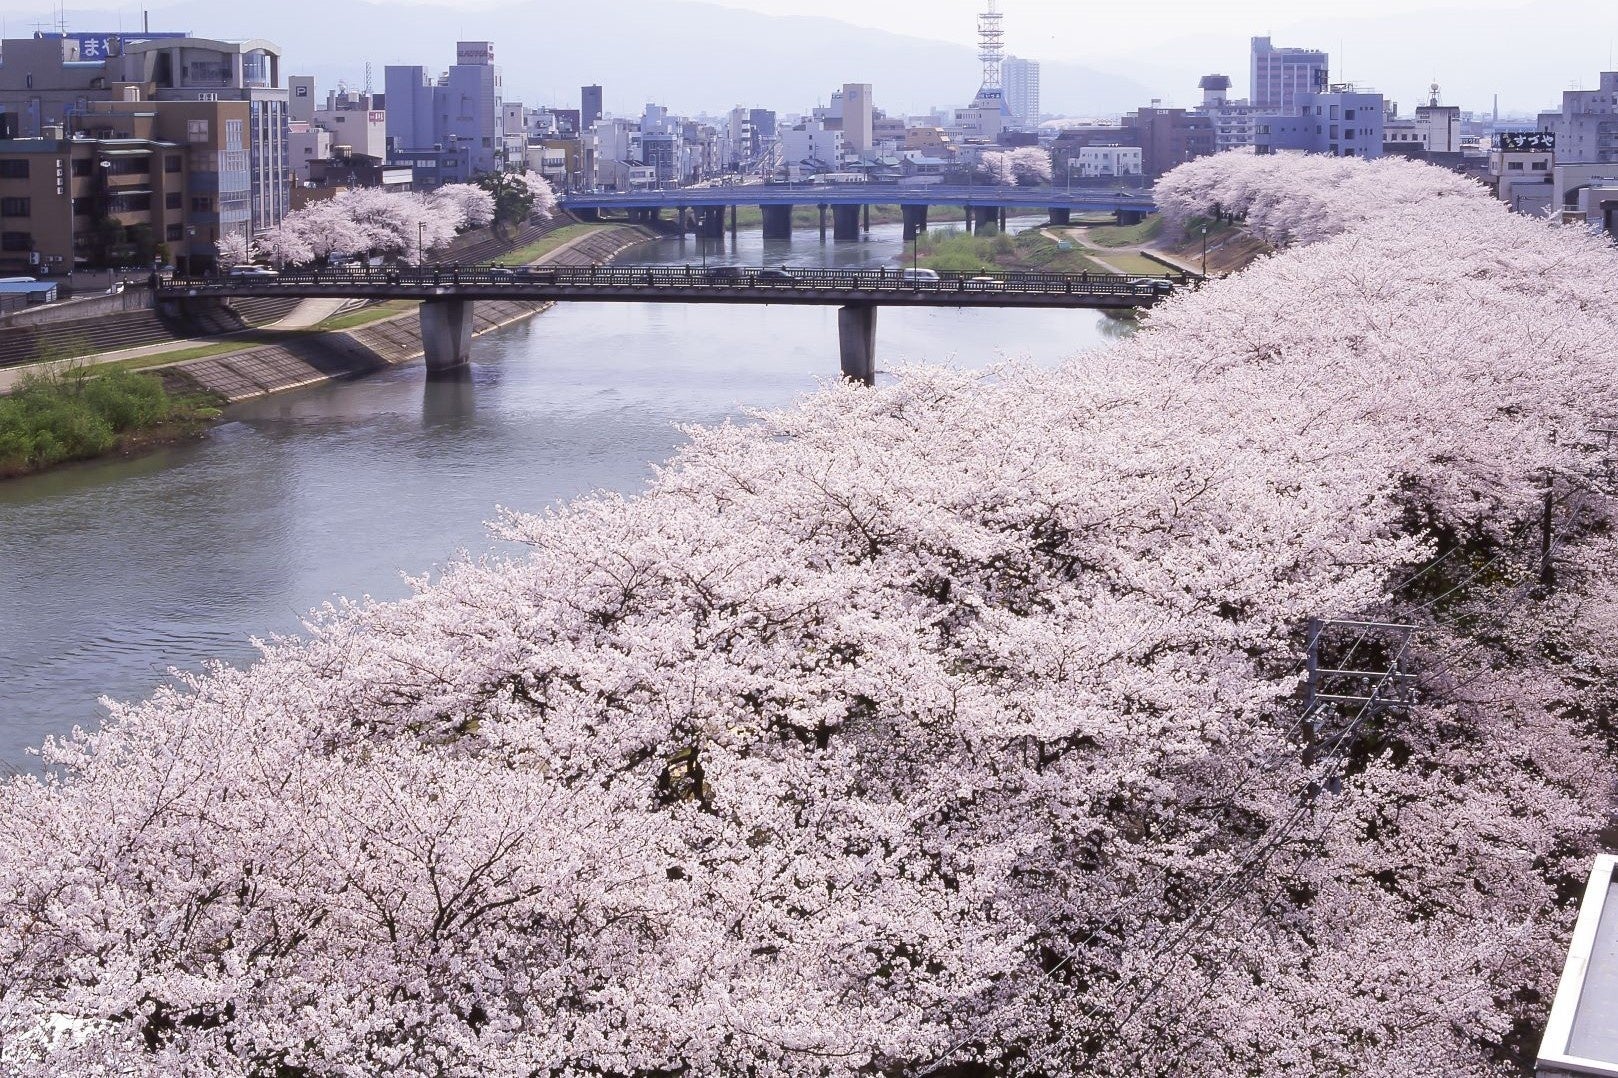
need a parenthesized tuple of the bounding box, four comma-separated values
(227, 265, 279, 278)
(756, 267, 798, 282)
(705, 265, 747, 280)
(1129, 277, 1175, 296)
(899, 267, 940, 283)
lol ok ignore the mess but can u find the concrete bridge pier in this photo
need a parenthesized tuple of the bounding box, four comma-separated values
(901, 204, 929, 241)
(1049, 207, 1072, 226)
(763, 204, 794, 240)
(863, 203, 871, 232)
(971, 205, 999, 233)
(699, 206, 726, 238)
(729, 204, 738, 238)
(420, 297, 474, 375)
(838, 304, 877, 386)
(999, 207, 1008, 231)
(818, 203, 829, 242)
(833, 204, 861, 242)
(1117, 209, 1146, 226)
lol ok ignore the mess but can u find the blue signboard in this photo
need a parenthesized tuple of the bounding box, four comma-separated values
(46, 31, 188, 61)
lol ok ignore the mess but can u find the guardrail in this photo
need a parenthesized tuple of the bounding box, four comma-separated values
(165, 264, 1182, 300)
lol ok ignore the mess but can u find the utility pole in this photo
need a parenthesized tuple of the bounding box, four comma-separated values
(1201, 225, 1209, 277)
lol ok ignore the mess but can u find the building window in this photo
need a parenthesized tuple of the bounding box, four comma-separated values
(72, 158, 92, 176)
(187, 119, 210, 143)
(191, 196, 212, 212)
(165, 155, 182, 173)
(166, 223, 183, 241)
(1531, 161, 1549, 171)
(0, 159, 30, 179)
(0, 231, 32, 251)
(165, 192, 182, 209)
(1345, 109, 1357, 120)
(225, 119, 244, 152)
(1507, 161, 1525, 170)
(0, 197, 28, 217)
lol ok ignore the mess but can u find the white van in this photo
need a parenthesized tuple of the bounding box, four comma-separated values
(899, 267, 940, 282)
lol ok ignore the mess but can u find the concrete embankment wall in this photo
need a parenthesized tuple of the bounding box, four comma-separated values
(157, 225, 654, 404)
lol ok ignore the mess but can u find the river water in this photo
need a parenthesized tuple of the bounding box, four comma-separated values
(0, 218, 1129, 770)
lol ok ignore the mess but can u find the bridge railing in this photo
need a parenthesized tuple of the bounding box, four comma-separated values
(165, 264, 1181, 299)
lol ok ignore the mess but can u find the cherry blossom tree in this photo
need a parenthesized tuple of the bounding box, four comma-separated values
(213, 231, 254, 269)
(978, 150, 1017, 186)
(1009, 145, 1054, 186)
(519, 170, 559, 219)
(4, 153, 1618, 1078)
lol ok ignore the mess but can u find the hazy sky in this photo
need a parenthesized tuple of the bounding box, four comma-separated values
(700, 0, 1616, 113)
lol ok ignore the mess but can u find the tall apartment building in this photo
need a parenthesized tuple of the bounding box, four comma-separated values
(1196, 74, 1261, 152)
(1537, 71, 1618, 163)
(842, 83, 873, 155)
(581, 85, 603, 132)
(385, 41, 504, 186)
(1250, 36, 1329, 112)
(1003, 56, 1041, 127)
(0, 31, 289, 233)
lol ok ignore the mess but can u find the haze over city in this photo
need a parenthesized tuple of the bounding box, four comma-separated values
(6, 0, 1616, 114)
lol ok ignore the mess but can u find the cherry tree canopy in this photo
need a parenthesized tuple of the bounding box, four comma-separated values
(3, 154, 1617, 1077)
(253, 174, 546, 267)
(979, 148, 1052, 188)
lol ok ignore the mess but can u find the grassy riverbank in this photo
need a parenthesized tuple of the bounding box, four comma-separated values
(913, 226, 1116, 275)
(0, 366, 222, 478)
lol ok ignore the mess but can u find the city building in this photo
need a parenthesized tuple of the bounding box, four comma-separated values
(1255, 87, 1385, 159)
(1196, 74, 1261, 152)
(1384, 98, 1463, 158)
(781, 118, 843, 174)
(1003, 56, 1040, 127)
(1537, 71, 1618, 164)
(581, 85, 603, 132)
(1073, 145, 1142, 178)
(1490, 130, 1555, 214)
(954, 1, 1012, 142)
(1127, 105, 1216, 179)
(384, 41, 505, 185)
(842, 83, 874, 156)
(0, 31, 290, 233)
(1250, 36, 1329, 112)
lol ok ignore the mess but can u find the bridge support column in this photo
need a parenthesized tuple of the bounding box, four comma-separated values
(1049, 207, 1072, 226)
(971, 205, 998, 233)
(420, 297, 474, 375)
(729, 204, 738, 238)
(699, 205, 726, 238)
(1117, 209, 1146, 226)
(833, 204, 861, 242)
(762, 204, 794, 240)
(901, 204, 929, 241)
(838, 304, 877, 386)
(998, 206, 1008, 231)
(818, 203, 829, 242)
(863, 203, 871, 232)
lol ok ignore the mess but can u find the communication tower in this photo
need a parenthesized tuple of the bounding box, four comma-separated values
(978, 0, 1005, 92)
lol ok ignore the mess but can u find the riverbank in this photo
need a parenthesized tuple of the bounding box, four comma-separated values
(0, 366, 222, 479)
(0, 222, 656, 479)
(909, 214, 1240, 279)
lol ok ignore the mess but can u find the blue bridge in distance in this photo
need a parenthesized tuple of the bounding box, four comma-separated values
(561, 184, 1158, 240)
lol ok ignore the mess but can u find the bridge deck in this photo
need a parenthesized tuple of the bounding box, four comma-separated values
(560, 184, 1156, 212)
(159, 265, 1173, 310)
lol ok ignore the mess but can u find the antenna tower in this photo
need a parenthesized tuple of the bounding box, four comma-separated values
(978, 0, 1004, 91)
(365, 62, 373, 97)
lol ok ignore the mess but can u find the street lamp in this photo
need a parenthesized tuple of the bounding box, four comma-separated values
(417, 220, 425, 267)
(1200, 224, 1209, 278)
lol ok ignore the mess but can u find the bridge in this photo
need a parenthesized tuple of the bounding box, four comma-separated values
(561, 184, 1158, 240)
(158, 264, 1174, 385)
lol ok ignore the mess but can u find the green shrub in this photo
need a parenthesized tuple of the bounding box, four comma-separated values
(0, 367, 197, 475)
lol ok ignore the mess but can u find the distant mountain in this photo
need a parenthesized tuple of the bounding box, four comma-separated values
(5, 0, 1154, 118)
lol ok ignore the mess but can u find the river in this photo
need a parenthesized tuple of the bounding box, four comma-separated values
(0, 217, 1131, 771)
